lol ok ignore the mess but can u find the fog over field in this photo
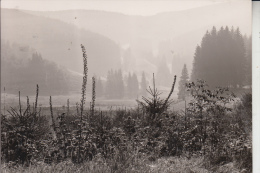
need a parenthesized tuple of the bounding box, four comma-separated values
(1, 0, 251, 102)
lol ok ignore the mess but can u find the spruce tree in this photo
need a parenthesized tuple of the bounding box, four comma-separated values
(178, 64, 189, 100)
(191, 45, 201, 82)
(191, 26, 246, 88)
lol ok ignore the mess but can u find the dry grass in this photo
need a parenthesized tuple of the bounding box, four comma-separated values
(1, 156, 241, 173)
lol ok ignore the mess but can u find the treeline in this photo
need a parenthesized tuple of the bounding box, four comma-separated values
(191, 26, 252, 88)
(96, 70, 148, 99)
(1, 41, 81, 95)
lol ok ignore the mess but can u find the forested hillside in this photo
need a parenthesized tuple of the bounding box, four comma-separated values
(1, 41, 82, 95)
(1, 9, 122, 76)
(23, 1, 251, 78)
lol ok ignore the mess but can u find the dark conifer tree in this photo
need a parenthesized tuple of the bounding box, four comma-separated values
(178, 64, 189, 100)
(233, 28, 247, 87)
(191, 45, 201, 82)
(191, 26, 246, 88)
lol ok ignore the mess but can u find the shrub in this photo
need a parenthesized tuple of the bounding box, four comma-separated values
(231, 93, 252, 172)
(1, 86, 50, 165)
(137, 74, 176, 124)
(234, 93, 252, 134)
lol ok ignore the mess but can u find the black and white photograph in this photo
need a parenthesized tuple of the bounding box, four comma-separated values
(1, 0, 254, 172)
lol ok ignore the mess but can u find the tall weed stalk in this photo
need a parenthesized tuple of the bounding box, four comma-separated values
(78, 44, 88, 163)
(91, 77, 96, 119)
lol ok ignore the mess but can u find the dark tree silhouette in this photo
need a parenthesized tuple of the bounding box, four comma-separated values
(191, 26, 247, 88)
(178, 64, 189, 100)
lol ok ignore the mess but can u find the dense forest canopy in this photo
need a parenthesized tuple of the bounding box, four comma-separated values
(191, 26, 251, 88)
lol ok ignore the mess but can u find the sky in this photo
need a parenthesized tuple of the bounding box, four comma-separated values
(1, 0, 232, 16)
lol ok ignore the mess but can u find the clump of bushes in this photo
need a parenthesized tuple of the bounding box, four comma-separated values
(1, 86, 50, 165)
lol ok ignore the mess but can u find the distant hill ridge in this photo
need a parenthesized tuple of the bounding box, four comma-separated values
(21, 2, 251, 45)
(1, 8, 122, 76)
(18, 2, 251, 76)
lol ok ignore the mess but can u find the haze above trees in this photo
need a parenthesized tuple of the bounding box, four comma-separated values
(1, 1, 251, 96)
(22, 1, 250, 75)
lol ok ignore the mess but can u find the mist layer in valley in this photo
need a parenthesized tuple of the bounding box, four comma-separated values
(1, 1, 251, 106)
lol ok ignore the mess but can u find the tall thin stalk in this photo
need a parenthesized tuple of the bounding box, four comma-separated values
(76, 102, 79, 116)
(80, 44, 88, 120)
(152, 73, 156, 118)
(27, 96, 30, 116)
(91, 76, 96, 118)
(67, 99, 70, 116)
(34, 84, 39, 115)
(184, 99, 187, 129)
(49, 96, 56, 134)
(78, 44, 88, 163)
(4, 87, 6, 115)
(163, 75, 177, 109)
(19, 91, 22, 116)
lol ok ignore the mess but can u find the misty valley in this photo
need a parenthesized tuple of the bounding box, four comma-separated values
(1, 2, 252, 173)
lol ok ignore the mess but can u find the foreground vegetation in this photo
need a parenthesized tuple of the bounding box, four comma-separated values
(3, 155, 245, 173)
(1, 45, 252, 172)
